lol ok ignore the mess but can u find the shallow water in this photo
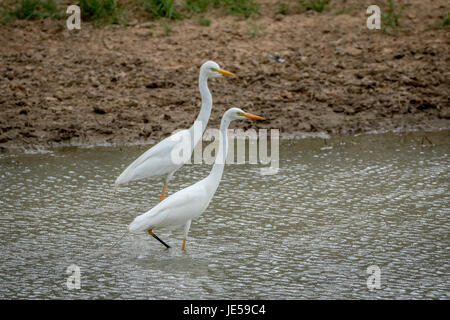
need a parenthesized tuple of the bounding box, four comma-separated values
(0, 131, 449, 299)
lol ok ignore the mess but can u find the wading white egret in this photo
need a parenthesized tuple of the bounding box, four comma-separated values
(128, 108, 265, 250)
(114, 61, 235, 202)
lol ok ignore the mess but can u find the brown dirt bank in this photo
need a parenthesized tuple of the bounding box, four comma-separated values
(0, 0, 449, 150)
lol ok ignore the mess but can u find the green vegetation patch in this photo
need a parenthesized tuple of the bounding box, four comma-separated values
(219, 0, 259, 18)
(381, 0, 404, 31)
(144, 0, 180, 20)
(302, 0, 328, 13)
(437, 12, 449, 27)
(185, 0, 211, 14)
(80, 0, 127, 25)
(1, 0, 61, 21)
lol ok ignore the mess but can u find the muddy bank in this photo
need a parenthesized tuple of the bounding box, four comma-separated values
(0, 0, 449, 150)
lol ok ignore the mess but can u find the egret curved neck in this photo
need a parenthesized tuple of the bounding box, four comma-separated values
(193, 73, 212, 134)
(207, 118, 230, 188)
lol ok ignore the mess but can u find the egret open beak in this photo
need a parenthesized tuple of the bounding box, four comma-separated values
(212, 68, 235, 76)
(244, 113, 265, 120)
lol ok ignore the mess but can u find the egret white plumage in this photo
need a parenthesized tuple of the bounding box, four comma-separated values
(128, 108, 265, 250)
(114, 61, 235, 202)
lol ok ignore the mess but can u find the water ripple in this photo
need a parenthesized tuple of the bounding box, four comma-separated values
(0, 131, 449, 299)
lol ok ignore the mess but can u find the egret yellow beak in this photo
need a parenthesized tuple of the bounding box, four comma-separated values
(244, 113, 265, 120)
(212, 68, 235, 76)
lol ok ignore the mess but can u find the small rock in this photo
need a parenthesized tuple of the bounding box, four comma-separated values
(417, 102, 436, 110)
(139, 22, 155, 28)
(439, 108, 450, 119)
(126, 100, 138, 108)
(268, 53, 285, 63)
(146, 82, 158, 89)
(345, 47, 362, 56)
(93, 106, 106, 114)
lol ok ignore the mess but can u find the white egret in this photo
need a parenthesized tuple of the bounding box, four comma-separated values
(128, 108, 264, 250)
(114, 61, 235, 202)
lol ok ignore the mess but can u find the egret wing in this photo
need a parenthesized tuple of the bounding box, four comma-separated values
(128, 181, 211, 232)
(115, 129, 191, 185)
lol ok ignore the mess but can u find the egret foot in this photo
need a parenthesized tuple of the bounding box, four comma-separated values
(147, 229, 171, 249)
(182, 238, 186, 251)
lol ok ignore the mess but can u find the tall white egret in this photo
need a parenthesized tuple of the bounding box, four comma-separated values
(114, 61, 235, 201)
(128, 108, 265, 250)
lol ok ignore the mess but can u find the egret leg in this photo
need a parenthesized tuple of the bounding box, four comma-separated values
(146, 174, 172, 248)
(182, 220, 191, 251)
(159, 180, 169, 202)
(147, 229, 171, 249)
